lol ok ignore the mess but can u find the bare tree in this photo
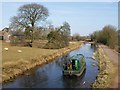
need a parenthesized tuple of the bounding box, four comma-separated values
(10, 3, 49, 43)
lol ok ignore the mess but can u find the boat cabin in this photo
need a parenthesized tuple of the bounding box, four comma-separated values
(63, 54, 86, 76)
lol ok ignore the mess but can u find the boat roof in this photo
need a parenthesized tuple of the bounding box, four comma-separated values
(70, 54, 84, 60)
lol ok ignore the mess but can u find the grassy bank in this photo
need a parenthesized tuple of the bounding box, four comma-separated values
(92, 45, 117, 88)
(1, 41, 83, 83)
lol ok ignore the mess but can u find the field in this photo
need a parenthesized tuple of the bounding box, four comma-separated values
(2, 40, 58, 64)
(1, 40, 82, 83)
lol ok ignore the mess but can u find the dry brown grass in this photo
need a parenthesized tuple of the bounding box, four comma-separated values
(2, 40, 58, 64)
(1, 40, 82, 83)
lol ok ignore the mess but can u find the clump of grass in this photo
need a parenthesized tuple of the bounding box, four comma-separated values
(2, 59, 31, 83)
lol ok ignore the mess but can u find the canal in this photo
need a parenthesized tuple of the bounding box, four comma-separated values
(3, 43, 98, 88)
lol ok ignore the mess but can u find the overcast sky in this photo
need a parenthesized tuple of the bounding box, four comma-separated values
(0, 1, 118, 36)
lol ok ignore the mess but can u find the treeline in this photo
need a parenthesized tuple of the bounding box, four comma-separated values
(91, 25, 119, 52)
(10, 21, 71, 49)
(72, 33, 87, 41)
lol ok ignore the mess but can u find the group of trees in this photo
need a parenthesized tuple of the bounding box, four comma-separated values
(91, 25, 118, 50)
(44, 22, 71, 49)
(72, 33, 87, 41)
(10, 3, 71, 49)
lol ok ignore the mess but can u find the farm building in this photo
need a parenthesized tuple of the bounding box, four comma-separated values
(0, 28, 11, 42)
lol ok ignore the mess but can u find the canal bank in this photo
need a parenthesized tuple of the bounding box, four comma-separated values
(92, 45, 117, 88)
(3, 43, 98, 88)
(2, 42, 83, 83)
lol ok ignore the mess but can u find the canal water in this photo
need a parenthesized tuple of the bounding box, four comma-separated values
(3, 43, 98, 88)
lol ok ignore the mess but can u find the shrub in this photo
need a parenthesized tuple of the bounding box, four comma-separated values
(44, 30, 69, 49)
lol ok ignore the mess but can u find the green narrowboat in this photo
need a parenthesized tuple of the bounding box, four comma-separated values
(63, 54, 86, 76)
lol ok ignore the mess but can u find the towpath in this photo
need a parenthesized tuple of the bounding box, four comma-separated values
(100, 45, 120, 88)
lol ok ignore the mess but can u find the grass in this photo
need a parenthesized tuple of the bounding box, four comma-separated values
(92, 46, 117, 88)
(1, 40, 82, 83)
(2, 40, 58, 64)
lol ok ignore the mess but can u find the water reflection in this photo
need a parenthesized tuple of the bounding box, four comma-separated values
(3, 44, 98, 88)
(62, 69, 86, 88)
(19, 70, 48, 88)
(91, 43, 97, 51)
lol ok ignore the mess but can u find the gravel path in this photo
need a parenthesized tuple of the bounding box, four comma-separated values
(100, 45, 120, 88)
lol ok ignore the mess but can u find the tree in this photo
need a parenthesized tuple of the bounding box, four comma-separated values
(44, 22, 71, 49)
(45, 30, 64, 49)
(102, 25, 117, 48)
(91, 25, 117, 49)
(60, 22, 71, 37)
(73, 33, 81, 41)
(90, 31, 102, 43)
(59, 22, 71, 46)
(10, 3, 49, 43)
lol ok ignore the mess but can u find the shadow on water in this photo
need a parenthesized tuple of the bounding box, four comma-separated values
(3, 43, 98, 88)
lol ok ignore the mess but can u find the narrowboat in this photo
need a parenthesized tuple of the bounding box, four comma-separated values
(63, 54, 86, 76)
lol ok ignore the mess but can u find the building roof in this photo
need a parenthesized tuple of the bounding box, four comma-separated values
(2, 28, 9, 32)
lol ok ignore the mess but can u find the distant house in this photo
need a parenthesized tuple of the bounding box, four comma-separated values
(0, 28, 11, 42)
